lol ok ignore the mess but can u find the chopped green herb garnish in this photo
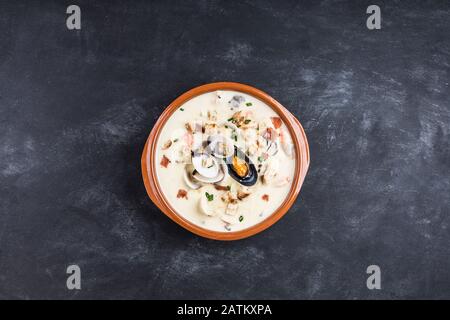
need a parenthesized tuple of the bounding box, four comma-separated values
(227, 185, 231, 191)
(224, 125, 228, 129)
(257, 156, 264, 162)
(205, 192, 214, 202)
(227, 117, 234, 122)
(173, 139, 179, 143)
(244, 119, 251, 124)
(246, 102, 252, 106)
(231, 130, 238, 142)
(180, 108, 184, 111)
(239, 215, 244, 222)
(207, 164, 214, 168)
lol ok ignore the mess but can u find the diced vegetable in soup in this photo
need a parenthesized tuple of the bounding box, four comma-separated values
(155, 90, 296, 232)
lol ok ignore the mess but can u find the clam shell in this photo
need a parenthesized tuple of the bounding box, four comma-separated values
(192, 153, 219, 178)
(193, 169, 225, 184)
(199, 192, 216, 216)
(280, 128, 294, 158)
(221, 214, 240, 225)
(183, 165, 201, 190)
(192, 163, 227, 184)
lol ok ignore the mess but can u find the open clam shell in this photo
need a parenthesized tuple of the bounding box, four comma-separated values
(192, 153, 220, 178)
(193, 168, 225, 184)
(183, 165, 201, 190)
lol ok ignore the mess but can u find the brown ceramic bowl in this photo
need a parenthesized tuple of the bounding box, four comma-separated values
(141, 82, 309, 240)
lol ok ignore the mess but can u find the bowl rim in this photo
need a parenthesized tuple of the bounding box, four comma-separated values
(141, 82, 309, 240)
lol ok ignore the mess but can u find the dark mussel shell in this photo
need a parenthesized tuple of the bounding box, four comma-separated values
(226, 146, 258, 186)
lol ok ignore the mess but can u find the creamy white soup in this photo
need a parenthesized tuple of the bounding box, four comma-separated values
(155, 90, 296, 232)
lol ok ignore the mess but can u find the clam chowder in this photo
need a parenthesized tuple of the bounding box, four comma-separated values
(155, 90, 296, 232)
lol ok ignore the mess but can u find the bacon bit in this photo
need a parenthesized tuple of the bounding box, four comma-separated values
(237, 190, 250, 200)
(214, 185, 229, 191)
(271, 117, 282, 129)
(204, 123, 217, 134)
(177, 189, 188, 199)
(269, 128, 278, 140)
(207, 110, 217, 121)
(162, 140, 172, 150)
(232, 111, 243, 120)
(230, 111, 247, 127)
(185, 123, 193, 133)
(262, 194, 269, 202)
(160, 155, 171, 168)
(263, 128, 278, 141)
(221, 191, 238, 204)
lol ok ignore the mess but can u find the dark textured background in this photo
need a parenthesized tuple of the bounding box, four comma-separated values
(0, 0, 449, 299)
